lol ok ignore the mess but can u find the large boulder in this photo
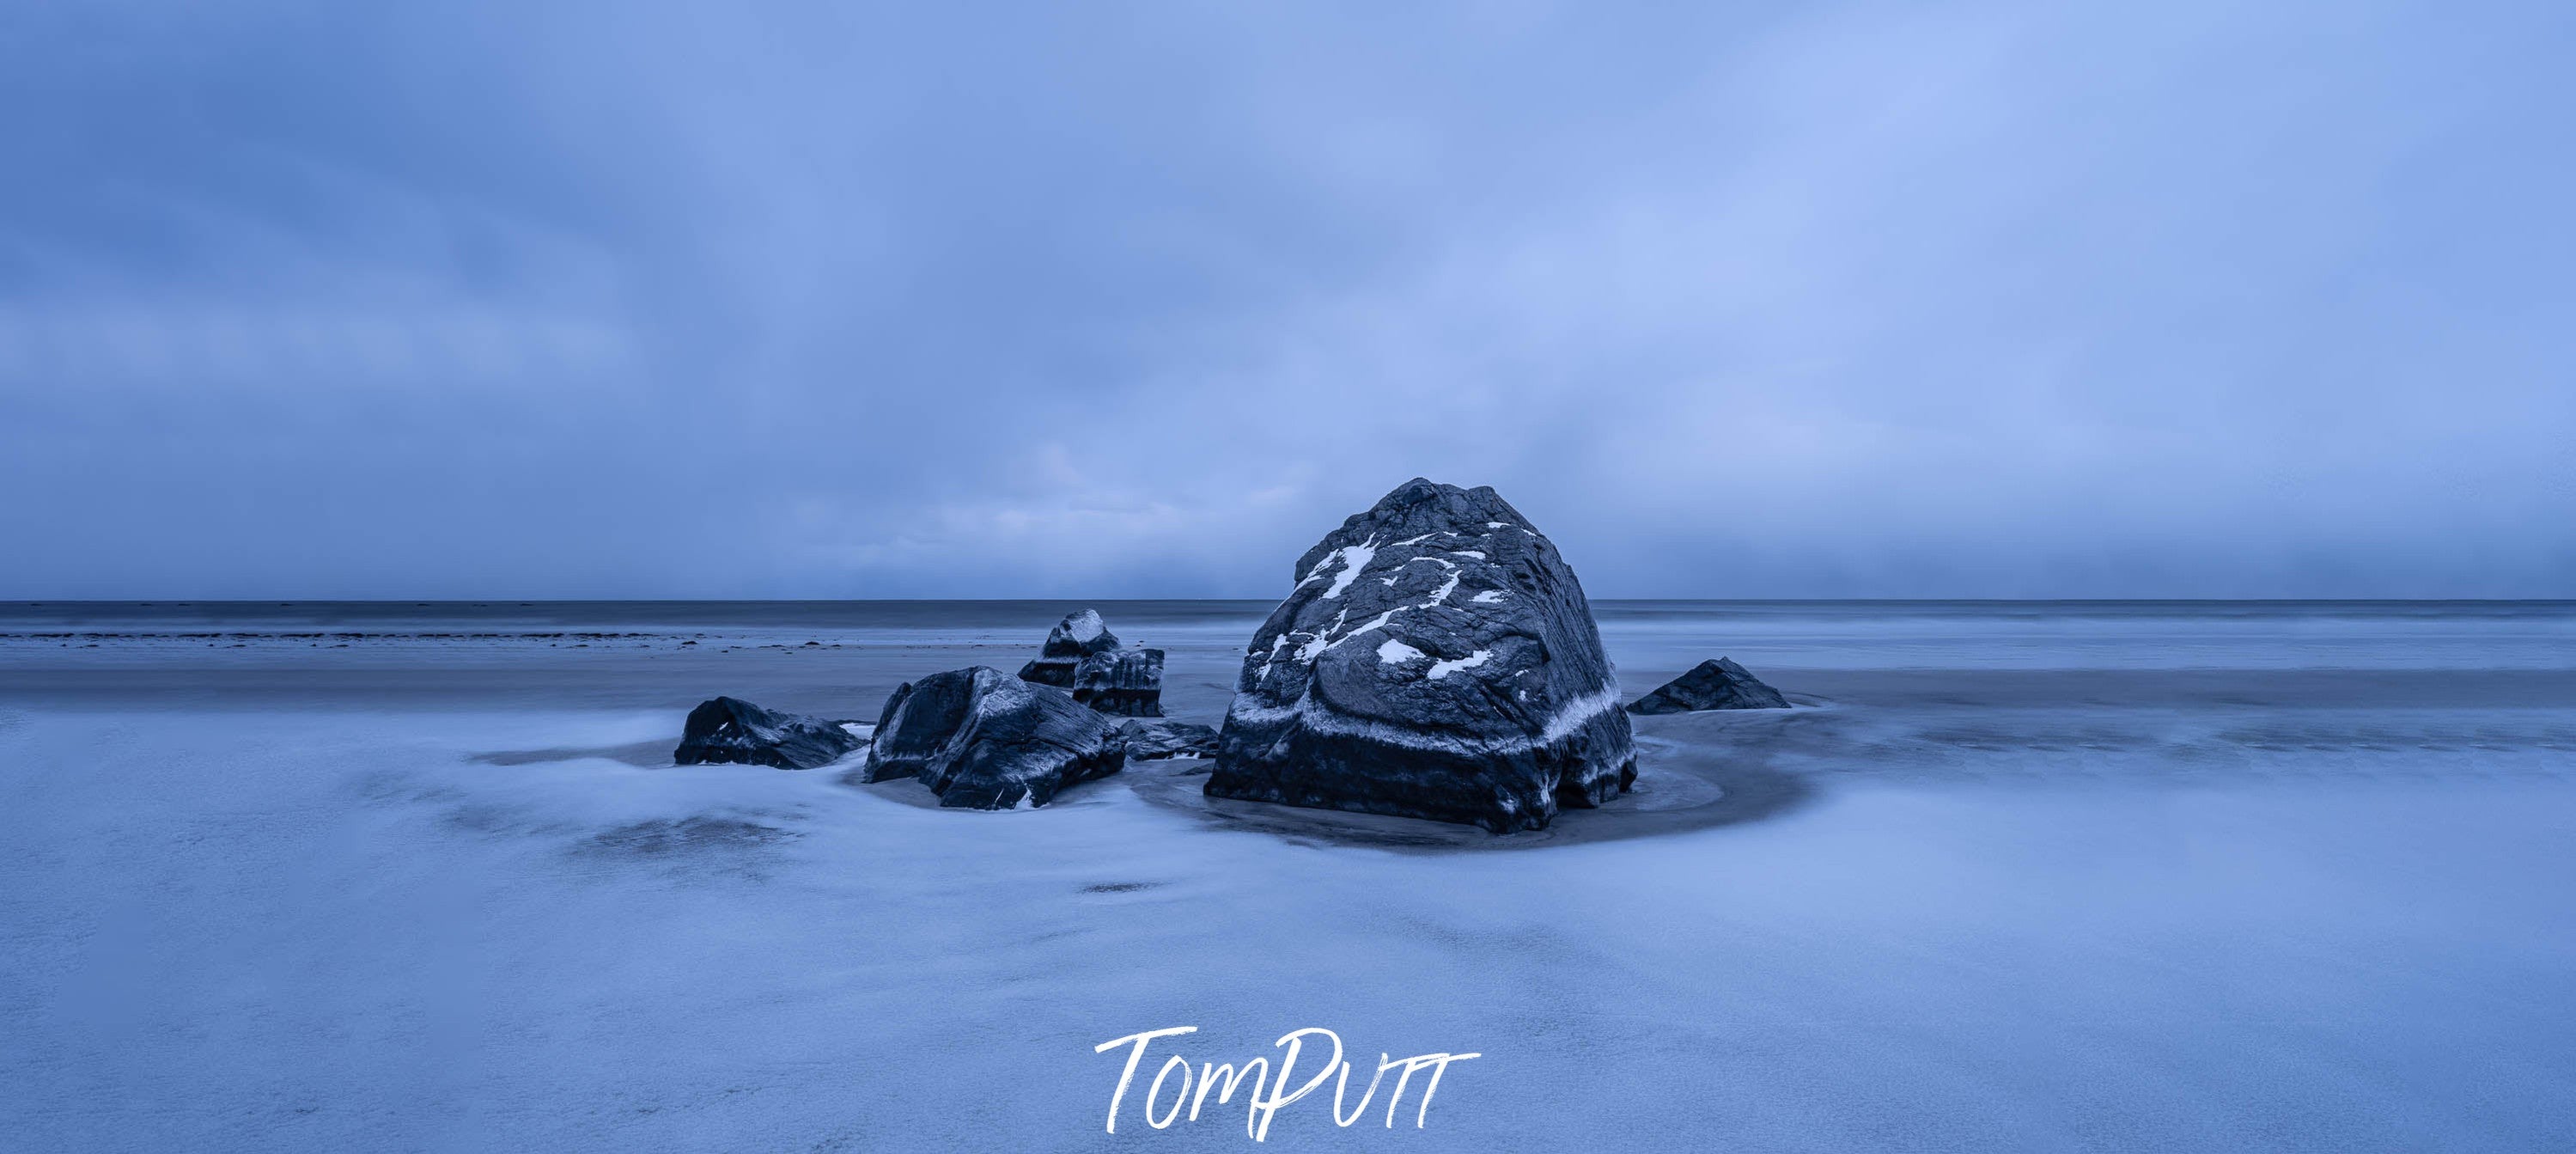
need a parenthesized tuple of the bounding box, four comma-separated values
(1203, 479, 1635, 833)
(1628, 657, 1790, 713)
(1017, 609, 1121, 687)
(673, 696, 868, 770)
(1074, 647, 1166, 717)
(1117, 718, 1220, 760)
(859, 667, 1127, 809)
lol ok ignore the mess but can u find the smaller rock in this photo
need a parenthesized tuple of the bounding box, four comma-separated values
(1626, 658, 1791, 713)
(1117, 718, 1219, 760)
(1074, 647, 1165, 717)
(673, 696, 868, 769)
(1017, 609, 1123, 687)
(860, 667, 1126, 809)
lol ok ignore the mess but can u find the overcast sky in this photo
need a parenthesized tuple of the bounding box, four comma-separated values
(3, 1, 2570, 599)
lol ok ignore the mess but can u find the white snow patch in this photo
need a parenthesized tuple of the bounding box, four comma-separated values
(1448, 550, 1487, 560)
(1383, 556, 1444, 587)
(1485, 522, 1509, 528)
(1538, 684, 1624, 743)
(1471, 590, 1506, 604)
(1337, 608, 1402, 645)
(1316, 538, 1379, 600)
(1426, 565, 1463, 607)
(1293, 609, 1349, 662)
(1376, 638, 1427, 665)
(1427, 650, 1493, 680)
(1065, 610, 1105, 644)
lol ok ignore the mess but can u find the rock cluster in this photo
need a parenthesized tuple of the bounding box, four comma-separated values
(672, 696, 868, 770)
(859, 667, 1127, 809)
(1627, 657, 1790, 713)
(1203, 479, 1635, 833)
(1020, 608, 1166, 717)
(1017, 609, 1122, 687)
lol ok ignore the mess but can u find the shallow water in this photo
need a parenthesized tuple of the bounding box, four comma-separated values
(3, 601, 2572, 1150)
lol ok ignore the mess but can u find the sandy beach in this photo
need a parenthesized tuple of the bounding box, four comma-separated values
(4, 601, 2573, 1151)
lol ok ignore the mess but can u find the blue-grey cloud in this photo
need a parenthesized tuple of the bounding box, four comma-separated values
(3, 0, 2570, 598)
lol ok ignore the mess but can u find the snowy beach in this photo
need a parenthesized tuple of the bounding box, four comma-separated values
(4, 601, 2574, 1151)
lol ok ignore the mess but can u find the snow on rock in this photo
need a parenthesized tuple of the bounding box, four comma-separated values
(1427, 650, 1491, 680)
(858, 668, 1126, 809)
(1066, 609, 1106, 644)
(673, 696, 869, 770)
(1309, 540, 1379, 600)
(1378, 638, 1428, 665)
(1206, 478, 1636, 833)
(1016, 609, 1124, 688)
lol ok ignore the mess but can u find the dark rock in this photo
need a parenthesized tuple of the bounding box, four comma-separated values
(1074, 647, 1166, 717)
(1203, 478, 1636, 833)
(859, 667, 1126, 809)
(1627, 657, 1790, 713)
(1016, 608, 1121, 687)
(673, 696, 868, 770)
(1117, 718, 1219, 760)
(1015, 609, 1169, 717)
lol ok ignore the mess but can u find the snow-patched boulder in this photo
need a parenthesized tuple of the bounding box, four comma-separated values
(859, 667, 1126, 809)
(1017, 609, 1121, 688)
(1117, 718, 1220, 760)
(1203, 479, 1636, 833)
(1627, 657, 1790, 713)
(1074, 647, 1166, 717)
(673, 696, 868, 770)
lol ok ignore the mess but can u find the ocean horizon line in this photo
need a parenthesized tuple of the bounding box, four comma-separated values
(9, 597, 2575, 608)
